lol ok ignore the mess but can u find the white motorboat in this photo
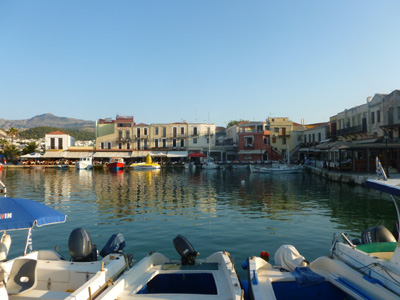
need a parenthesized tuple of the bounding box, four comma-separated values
(246, 245, 398, 300)
(97, 235, 243, 300)
(0, 180, 130, 300)
(76, 156, 93, 170)
(331, 158, 400, 296)
(249, 164, 301, 174)
(202, 159, 218, 170)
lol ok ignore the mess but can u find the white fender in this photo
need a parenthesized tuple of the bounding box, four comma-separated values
(0, 234, 11, 262)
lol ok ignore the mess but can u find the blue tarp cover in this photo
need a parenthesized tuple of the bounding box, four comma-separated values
(291, 267, 325, 288)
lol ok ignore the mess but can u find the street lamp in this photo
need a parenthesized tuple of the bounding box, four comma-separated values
(384, 131, 389, 178)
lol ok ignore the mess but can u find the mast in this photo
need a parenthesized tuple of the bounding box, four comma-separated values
(208, 112, 211, 159)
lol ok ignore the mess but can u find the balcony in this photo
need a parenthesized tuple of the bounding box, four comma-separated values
(337, 125, 366, 136)
(117, 137, 131, 143)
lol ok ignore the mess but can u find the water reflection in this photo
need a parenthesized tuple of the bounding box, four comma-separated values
(0, 168, 397, 275)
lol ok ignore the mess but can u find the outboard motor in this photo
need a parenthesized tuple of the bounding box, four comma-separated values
(173, 235, 199, 265)
(100, 233, 126, 257)
(361, 225, 396, 244)
(68, 228, 97, 262)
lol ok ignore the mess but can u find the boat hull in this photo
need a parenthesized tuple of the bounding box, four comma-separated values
(108, 162, 125, 170)
(247, 255, 398, 300)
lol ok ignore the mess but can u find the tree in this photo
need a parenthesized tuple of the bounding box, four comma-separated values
(4, 144, 19, 163)
(0, 138, 7, 153)
(227, 119, 248, 128)
(7, 127, 19, 144)
(22, 142, 38, 155)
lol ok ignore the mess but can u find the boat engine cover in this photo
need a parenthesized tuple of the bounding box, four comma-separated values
(100, 233, 126, 257)
(173, 235, 198, 265)
(274, 245, 307, 272)
(361, 225, 396, 244)
(68, 228, 93, 262)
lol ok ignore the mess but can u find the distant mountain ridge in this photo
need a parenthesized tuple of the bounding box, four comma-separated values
(0, 113, 95, 130)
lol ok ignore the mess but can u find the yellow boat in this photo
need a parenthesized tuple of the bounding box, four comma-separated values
(131, 154, 161, 170)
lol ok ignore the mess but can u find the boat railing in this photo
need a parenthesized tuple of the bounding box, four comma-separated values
(0, 179, 6, 196)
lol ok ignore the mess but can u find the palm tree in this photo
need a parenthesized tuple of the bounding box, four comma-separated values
(7, 127, 19, 144)
(4, 144, 19, 163)
(0, 138, 7, 153)
(22, 142, 38, 155)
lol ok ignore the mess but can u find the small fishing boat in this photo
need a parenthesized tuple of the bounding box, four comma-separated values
(108, 157, 125, 171)
(0, 180, 131, 300)
(249, 164, 301, 174)
(97, 235, 244, 300)
(131, 154, 160, 170)
(245, 245, 398, 300)
(331, 157, 400, 297)
(76, 156, 93, 170)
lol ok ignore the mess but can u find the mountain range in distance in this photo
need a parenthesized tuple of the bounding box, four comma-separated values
(0, 113, 96, 131)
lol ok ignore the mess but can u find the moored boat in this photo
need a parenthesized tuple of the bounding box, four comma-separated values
(96, 235, 243, 300)
(131, 154, 161, 170)
(0, 180, 130, 300)
(76, 156, 93, 170)
(108, 157, 125, 171)
(245, 245, 398, 300)
(331, 158, 400, 296)
(249, 164, 301, 174)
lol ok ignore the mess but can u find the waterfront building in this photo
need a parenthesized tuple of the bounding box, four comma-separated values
(266, 117, 302, 161)
(133, 123, 150, 150)
(95, 116, 134, 151)
(187, 123, 216, 158)
(45, 130, 75, 151)
(237, 121, 277, 162)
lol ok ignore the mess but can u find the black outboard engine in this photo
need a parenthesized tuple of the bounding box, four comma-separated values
(173, 235, 199, 265)
(68, 228, 97, 262)
(361, 225, 396, 244)
(100, 233, 126, 257)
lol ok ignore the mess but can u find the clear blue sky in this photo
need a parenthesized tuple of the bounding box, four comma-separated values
(1, 1, 399, 127)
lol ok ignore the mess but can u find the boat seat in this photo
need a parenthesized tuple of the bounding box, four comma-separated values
(7, 258, 37, 295)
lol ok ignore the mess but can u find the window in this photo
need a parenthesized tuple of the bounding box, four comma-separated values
(172, 139, 177, 148)
(100, 142, 104, 149)
(193, 127, 198, 135)
(127, 143, 130, 149)
(371, 112, 375, 124)
(274, 128, 279, 133)
(107, 142, 112, 149)
(118, 131, 123, 139)
(193, 138, 197, 144)
(50, 138, 55, 149)
(118, 143, 122, 149)
(312, 134, 315, 142)
(144, 140, 148, 150)
(58, 138, 63, 149)
(181, 127, 185, 135)
(245, 136, 253, 147)
(144, 128, 148, 136)
(180, 139, 184, 148)
(137, 128, 141, 138)
(162, 138, 167, 147)
(126, 130, 130, 138)
(173, 127, 177, 137)
(318, 133, 321, 142)
(272, 137, 276, 143)
(377, 110, 381, 123)
(162, 127, 166, 137)
(154, 139, 159, 148)
(137, 140, 141, 150)
(282, 138, 286, 145)
(155, 127, 159, 135)
(263, 137, 268, 144)
(304, 136, 307, 143)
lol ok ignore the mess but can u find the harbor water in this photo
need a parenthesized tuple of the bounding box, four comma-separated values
(0, 167, 397, 279)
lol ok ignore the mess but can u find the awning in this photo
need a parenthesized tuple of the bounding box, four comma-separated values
(238, 150, 264, 155)
(352, 138, 378, 144)
(131, 151, 152, 158)
(93, 152, 131, 158)
(65, 152, 94, 159)
(167, 151, 188, 158)
(42, 151, 67, 158)
(151, 151, 168, 157)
